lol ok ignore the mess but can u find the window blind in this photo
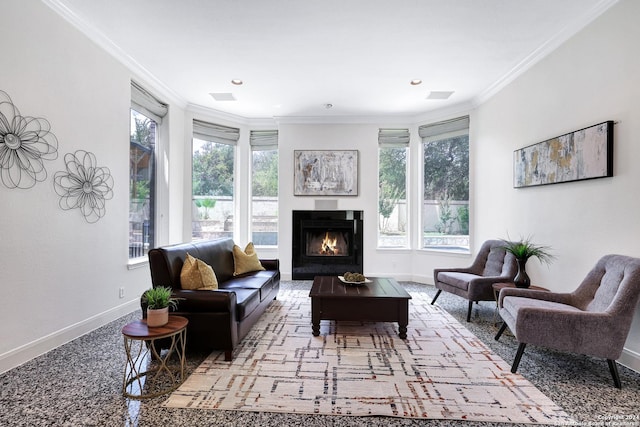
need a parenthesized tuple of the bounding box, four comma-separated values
(130, 81, 168, 124)
(250, 130, 278, 151)
(378, 128, 410, 147)
(419, 116, 469, 140)
(193, 119, 240, 145)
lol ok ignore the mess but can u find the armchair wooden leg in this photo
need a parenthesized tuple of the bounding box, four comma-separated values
(607, 359, 622, 389)
(466, 301, 473, 322)
(430, 290, 442, 305)
(511, 343, 527, 373)
(495, 322, 508, 341)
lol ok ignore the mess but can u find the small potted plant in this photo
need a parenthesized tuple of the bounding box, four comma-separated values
(500, 236, 555, 288)
(142, 286, 181, 327)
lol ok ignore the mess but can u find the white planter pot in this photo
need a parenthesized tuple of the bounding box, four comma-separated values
(147, 307, 169, 327)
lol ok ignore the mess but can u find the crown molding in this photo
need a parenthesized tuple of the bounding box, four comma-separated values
(474, 0, 619, 106)
(187, 102, 476, 127)
(187, 103, 278, 127)
(410, 100, 477, 126)
(42, 0, 187, 108)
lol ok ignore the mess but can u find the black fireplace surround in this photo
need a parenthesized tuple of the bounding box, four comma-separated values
(292, 210, 363, 280)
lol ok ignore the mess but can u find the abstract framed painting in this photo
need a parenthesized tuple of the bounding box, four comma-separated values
(294, 150, 358, 196)
(514, 121, 613, 188)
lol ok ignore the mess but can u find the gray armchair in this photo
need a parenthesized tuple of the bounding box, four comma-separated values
(495, 254, 640, 388)
(431, 239, 518, 322)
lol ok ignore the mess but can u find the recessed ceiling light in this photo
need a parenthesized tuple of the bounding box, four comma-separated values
(426, 91, 454, 100)
(410, 79, 422, 85)
(231, 79, 243, 85)
(324, 103, 333, 109)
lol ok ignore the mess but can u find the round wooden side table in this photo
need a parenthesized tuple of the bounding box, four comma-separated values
(121, 315, 188, 399)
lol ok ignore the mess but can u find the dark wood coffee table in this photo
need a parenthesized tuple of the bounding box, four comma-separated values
(309, 276, 412, 339)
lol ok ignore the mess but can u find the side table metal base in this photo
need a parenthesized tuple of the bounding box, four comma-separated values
(121, 316, 188, 399)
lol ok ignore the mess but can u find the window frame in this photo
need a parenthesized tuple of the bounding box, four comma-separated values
(250, 147, 279, 247)
(377, 144, 409, 249)
(191, 136, 237, 242)
(419, 118, 470, 254)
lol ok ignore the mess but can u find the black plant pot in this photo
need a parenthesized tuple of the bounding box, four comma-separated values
(514, 258, 531, 288)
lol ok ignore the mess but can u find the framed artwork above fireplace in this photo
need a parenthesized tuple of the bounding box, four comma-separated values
(294, 150, 358, 196)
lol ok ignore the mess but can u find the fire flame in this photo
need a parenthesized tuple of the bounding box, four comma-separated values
(320, 232, 340, 255)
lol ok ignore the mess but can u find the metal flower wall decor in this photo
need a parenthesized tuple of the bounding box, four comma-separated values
(54, 150, 114, 223)
(0, 90, 59, 189)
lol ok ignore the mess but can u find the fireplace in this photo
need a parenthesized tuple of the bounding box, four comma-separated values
(292, 210, 363, 280)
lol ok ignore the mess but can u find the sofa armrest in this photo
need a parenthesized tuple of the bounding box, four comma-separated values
(169, 289, 238, 314)
(260, 259, 279, 271)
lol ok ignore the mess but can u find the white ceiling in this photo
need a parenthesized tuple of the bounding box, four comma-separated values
(47, 0, 615, 121)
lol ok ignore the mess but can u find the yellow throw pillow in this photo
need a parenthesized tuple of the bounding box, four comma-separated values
(180, 253, 218, 290)
(233, 242, 266, 276)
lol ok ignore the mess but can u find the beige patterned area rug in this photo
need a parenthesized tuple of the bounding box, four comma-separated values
(164, 290, 572, 424)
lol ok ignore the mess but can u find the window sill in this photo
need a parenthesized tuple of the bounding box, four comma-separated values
(417, 247, 471, 256)
(127, 257, 148, 270)
(376, 247, 412, 253)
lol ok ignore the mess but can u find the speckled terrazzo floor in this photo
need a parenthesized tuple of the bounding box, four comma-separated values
(1, 281, 639, 427)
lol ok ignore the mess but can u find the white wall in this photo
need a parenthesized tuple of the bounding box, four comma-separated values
(473, 0, 640, 371)
(0, 0, 186, 373)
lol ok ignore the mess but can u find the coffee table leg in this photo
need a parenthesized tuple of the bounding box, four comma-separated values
(311, 298, 320, 336)
(398, 324, 408, 339)
(398, 300, 409, 339)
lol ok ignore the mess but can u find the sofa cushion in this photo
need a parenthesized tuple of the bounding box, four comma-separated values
(233, 242, 265, 276)
(180, 253, 218, 290)
(232, 288, 261, 320)
(221, 273, 277, 301)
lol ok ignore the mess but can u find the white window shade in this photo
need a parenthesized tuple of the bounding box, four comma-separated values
(378, 128, 410, 147)
(193, 119, 240, 145)
(419, 116, 469, 140)
(131, 81, 168, 124)
(250, 130, 278, 151)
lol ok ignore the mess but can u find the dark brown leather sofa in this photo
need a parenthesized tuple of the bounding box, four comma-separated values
(145, 237, 280, 360)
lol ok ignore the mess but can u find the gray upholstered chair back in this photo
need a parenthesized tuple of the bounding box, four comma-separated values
(477, 240, 516, 277)
(571, 255, 640, 317)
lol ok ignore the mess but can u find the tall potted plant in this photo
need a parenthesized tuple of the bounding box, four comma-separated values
(500, 237, 554, 288)
(142, 286, 181, 327)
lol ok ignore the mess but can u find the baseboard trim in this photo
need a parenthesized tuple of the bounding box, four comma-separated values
(410, 274, 432, 285)
(618, 347, 640, 374)
(0, 299, 139, 374)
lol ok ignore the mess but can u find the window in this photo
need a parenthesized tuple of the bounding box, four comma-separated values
(378, 129, 409, 248)
(250, 130, 278, 246)
(191, 119, 239, 241)
(420, 116, 469, 251)
(129, 82, 167, 260)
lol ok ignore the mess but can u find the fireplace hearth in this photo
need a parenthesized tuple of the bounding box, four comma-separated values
(292, 210, 363, 280)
